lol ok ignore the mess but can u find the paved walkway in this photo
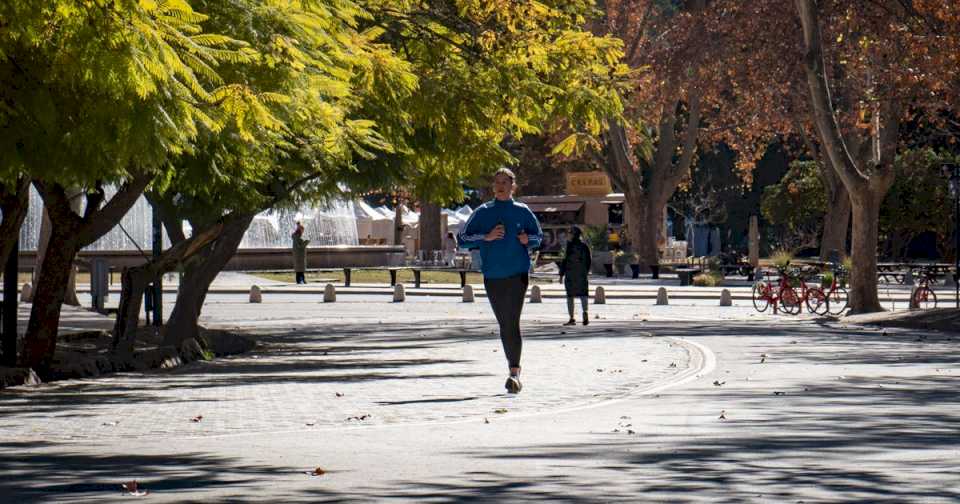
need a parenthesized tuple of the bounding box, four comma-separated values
(1, 294, 958, 502)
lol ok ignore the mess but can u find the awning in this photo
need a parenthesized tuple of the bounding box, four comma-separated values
(526, 202, 584, 213)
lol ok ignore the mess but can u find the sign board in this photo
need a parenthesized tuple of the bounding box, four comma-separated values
(566, 171, 612, 196)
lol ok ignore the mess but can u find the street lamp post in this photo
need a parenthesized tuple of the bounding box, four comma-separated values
(944, 163, 960, 309)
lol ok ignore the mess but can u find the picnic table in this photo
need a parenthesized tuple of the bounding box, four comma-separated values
(877, 262, 954, 284)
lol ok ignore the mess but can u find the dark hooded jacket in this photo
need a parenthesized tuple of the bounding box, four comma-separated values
(560, 237, 591, 297)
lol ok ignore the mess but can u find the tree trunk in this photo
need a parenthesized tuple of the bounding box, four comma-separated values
(635, 199, 663, 269)
(393, 204, 403, 246)
(848, 190, 884, 314)
(418, 201, 442, 254)
(819, 167, 851, 260)
(21, 175, 152, 372)
(112, 266, 150, 358)
(163, 214, 254, 347)
(112, 213, 233, 355)
(20, 223, 81, 373)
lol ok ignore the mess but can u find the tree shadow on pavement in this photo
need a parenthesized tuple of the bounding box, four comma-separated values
(0, 440, 293, 502)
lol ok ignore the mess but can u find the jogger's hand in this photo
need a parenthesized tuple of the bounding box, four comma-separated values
(485, 224, 505, 241)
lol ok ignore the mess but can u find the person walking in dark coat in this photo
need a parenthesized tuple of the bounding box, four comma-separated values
(560, 226, 591, 326)
(292, 222, 309, 284)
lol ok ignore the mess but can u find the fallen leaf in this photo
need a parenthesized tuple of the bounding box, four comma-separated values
(713, 380, 725, 387)
(494, 408, 508, 414)
(773, 391, 785, 396)
(620, 416, 631, 419)
(121, 480, 148, 497)
(596, 368, 604, 372)
(191, 415, 203, 423)
(718, 410, 727, 420)
(335, 392, 344, 397)
(627, 429, 636, 435)
(304, 467, 326, 477)
(669, 362, 677, 368)
(484, 418, 490, 424)
(102, 421, 119, 427)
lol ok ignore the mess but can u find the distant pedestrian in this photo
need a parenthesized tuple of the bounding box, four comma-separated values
(443, 231, 458, 266)
(560, 226, 591, 326)
(458, 168, 543, 393)
(292, 221, 309, 284)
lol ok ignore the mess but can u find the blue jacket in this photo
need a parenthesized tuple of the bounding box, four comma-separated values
(458, 199, 543, 279)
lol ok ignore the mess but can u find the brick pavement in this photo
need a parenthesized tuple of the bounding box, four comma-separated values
(0, 309, 693, 441)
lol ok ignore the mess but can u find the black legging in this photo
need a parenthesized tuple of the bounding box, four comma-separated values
(484, 273, 529, 369)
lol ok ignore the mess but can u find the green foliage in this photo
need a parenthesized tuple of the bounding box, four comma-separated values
(760, 160, 826, 252)
(770, 249, 793, 271)
(0, 0, 252, 187)
(693, 271, 723, 287)
(352, 0, 629, 203)
(582, 224, 609, 252)
(880, 149, 959, 260)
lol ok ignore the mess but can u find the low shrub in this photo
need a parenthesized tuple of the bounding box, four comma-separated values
(693, 271, 724, 287)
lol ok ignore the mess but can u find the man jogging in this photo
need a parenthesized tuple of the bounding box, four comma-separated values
(459, 168, 542, 393)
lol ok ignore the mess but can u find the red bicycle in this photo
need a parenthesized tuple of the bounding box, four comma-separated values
(911, 269, 937, 309)
(753, 266, 823, 315)
(806, 266, 848, 315)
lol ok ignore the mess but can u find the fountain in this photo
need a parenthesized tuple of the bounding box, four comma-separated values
(7, 186, 404, 270)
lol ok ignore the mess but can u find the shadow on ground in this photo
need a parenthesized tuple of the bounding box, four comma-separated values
(2, 320, 959, 502)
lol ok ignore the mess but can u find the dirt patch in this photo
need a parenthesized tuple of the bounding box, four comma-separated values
(845, 308, 960, 333)
(2, 326, 257, 388)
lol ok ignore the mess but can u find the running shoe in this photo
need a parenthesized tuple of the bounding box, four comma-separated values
(505, 375, 522, 393)
(563, 319, 576, 326)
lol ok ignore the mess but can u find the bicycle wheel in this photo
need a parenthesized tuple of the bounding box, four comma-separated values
(826, 287, 849, 315)
(805, 287, 827, 315)
(913, 286, 937, 309)
(752, 282, 771, 312)
(779, 287, 802, 315)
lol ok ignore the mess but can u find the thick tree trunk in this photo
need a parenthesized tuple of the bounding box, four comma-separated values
(163, 214, 253, 347)
(848, 190, 884, 314)
(634, 199, 664, 269)
(20, 224, 81, 373)
(418, 202, 442, 254)
(819, 167, 851, 260)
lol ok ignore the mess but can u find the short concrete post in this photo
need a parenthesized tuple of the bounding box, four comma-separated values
(323, 283, 336, 303)
(594, 286, 606, 304)
(249, 285, 262, 303)
(20, 283, 31, 303)
(720, 288, 732, 307)
(462, 284, 474, 302)
(529, 285, 542, 303)
(393, 283, 406, 302)
(656, 287, 669, 305)
(909, 287, 919, 309)
(903, 269, 915, 286)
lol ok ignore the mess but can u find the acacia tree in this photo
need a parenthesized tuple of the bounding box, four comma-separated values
(0, 0, 254, 372)
(358, 0, 628, 251)
(112, 0, 412, 353)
